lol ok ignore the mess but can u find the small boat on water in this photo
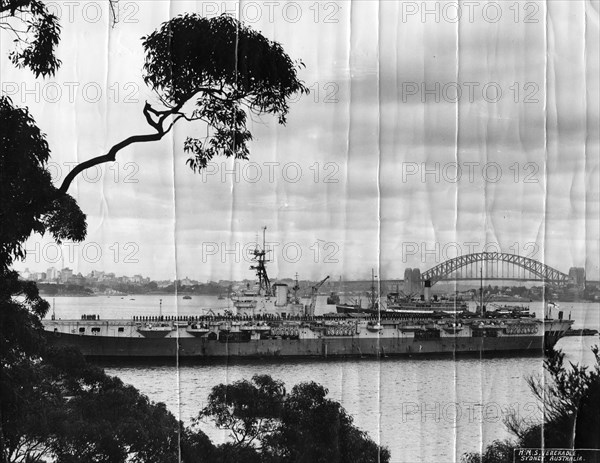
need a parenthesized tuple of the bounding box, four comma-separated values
(182, 295, 192, 300)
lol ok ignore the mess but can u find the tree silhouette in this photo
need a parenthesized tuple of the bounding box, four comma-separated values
(58, 13, 308, 193)
(0, 95, 88, 460)
(200, 375, 285, 448)
(199, 375, 390, 463)
(2, 345, 189, 462)
(0, 96, 86, 271)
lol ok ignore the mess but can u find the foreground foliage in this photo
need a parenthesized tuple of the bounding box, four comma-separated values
(0, 96, 86, 271)
(462, 347, 600, 463)
(2, 343, 183, 462)
(196, 375, 391, 463)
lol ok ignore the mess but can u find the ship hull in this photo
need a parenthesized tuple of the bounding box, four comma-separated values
(44, 331, 564, 359)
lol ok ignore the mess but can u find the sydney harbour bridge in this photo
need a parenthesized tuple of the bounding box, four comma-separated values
(405, 252, 581, 288)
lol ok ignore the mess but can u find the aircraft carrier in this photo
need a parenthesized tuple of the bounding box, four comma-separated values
(42, 230, 574, 358)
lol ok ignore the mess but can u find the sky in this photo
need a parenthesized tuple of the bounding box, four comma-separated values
(2, 0, 599, 282)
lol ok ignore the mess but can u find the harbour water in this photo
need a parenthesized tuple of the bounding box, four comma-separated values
(46, 296, 599, 463)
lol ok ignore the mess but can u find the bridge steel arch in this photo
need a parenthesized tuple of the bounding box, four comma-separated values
(421, 252, 569, 286)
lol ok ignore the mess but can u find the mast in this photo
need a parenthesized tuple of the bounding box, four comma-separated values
(250, 226, 272, 296)
(371, 269, 381, 327)
(370, 268, 379, 311)
(293, 272, 300, 303)
(479, 267, 484, 314)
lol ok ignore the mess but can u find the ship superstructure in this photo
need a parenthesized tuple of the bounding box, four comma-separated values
(230, 227, 308, 317)
(226, 228, 331, 318)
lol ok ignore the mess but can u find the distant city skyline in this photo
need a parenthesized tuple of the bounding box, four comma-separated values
(18, 264, 598, 304)
(18, 263, 590, 288)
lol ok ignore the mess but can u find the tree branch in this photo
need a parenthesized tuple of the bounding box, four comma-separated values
(57, 132, 161, 194)
(58, 103, 181, 194)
